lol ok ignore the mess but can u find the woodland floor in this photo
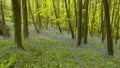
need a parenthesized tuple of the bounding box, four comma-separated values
(0, 23, 120, 68)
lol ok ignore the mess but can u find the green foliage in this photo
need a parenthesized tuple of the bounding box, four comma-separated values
(1, 0, 120, 67)
(0, 35, 120, 68)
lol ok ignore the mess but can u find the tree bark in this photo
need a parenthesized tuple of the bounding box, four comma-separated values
(22, 0, 29, 38)
(12, 0, 24, 49)
(101, 3, 106, 43)
(84, 0, 89, 44)
(77, 0, 82, 45)
(102, 0, 114, 56)
(0, 20, 9, 37)
(0, 0, 5, 25)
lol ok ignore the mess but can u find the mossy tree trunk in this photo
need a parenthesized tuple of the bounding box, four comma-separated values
(73, 0, 77, 39)
(77, 0, 82, 45)
(22, 0, 29, 38)
(12, 0, 24, 49)
(101, 3, 106, 43)
(102, 0, 113, 56)
(114, 1, 120, 43)
(83, 0, 89, 44)
(73, 0, 78, 27)
(0, 0, 5, 25)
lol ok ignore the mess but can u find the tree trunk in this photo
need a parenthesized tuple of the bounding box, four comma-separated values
(0, 0, 5, 25)
(12, 0, 24, 49)
(0, 20, 9, 37)
(28, 0, 39, 34)
(35, 0, 42, 32)
(102, 0, 114, 56)
(52, 0, 62, 34)
(83, 0, 89, 44)
(64, 0, 75, 39)
(115, 16, 120, 44)
(77, 0, 82, 45)
(73, 0, 78, 27)
(101, 3, 106, 43)
(90, 1, 97, 37)
(22, 0, 29, 38)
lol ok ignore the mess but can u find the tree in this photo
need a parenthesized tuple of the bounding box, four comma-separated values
(35, 0, 42, 32)
(22, 0, 29, 38)
(12, 0, 24, 49)
(0, 0, 9, 37)
(0, 20, 9, 37)
(73, 0, 78, 27)
(64, 0, 75, 39)
(83, 0, 89, 44)
(0, 0, 5, 25)
(28, 0, 39, 34)
(102, 0, 113, 56)
(77, 0, 82, 45)
(100, 3, 106, 43)
(90, 1, 97, 37)
(52, 0, 62, 34)
(115, 1, 120, 43)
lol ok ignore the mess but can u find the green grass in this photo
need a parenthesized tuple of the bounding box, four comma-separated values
(0, 35, 120, 68)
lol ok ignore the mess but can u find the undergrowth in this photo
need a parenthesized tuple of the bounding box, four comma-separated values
(0, 35, 120, 68)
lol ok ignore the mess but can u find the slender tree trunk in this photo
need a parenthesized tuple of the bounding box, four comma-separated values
(90, 1, 97, 37)
(83, 0, 89, 44)
(102, 0, 114, 56)
(22, 0, 29, 38)
(101, 3, 105, 43)
(73, 0, 78, 27)
(28, 0, 39, 34)
(115, 16, 120, 44)
(77, 0, 82, 45)
(115, 3, 120, 43)
(73, 0, 77, 40)
(0, 0, 5, 25)
(64, 0, 75, 39)
(114, 1, 119, 43)
(44, 0, 48, 29)
(52, 0, 62, 34)
(35, 0, 42, 32)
